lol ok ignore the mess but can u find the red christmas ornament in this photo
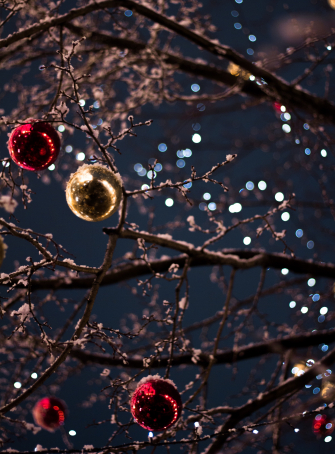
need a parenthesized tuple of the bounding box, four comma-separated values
(131, 377, 182, 431)
(313, 414, 334, 437)
(32, 396, 67, 432)
(8, 121, 60, 171)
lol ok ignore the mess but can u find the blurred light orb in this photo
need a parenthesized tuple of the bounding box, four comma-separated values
(321, 381, 335, 402)
(328, 0, 335, 9)
(308, 278, 316, 287)
(229, 203, 242, 213)
(165, 198, 174, 207)
(8, 121, 60, 171)
(243, 236, 251, 245)
(131, 378, 182, 431)
(321, 149, 327, 157)
(258, 181, 267, 190)
(192, 134, 201, 143)
(275, 192, 284, 202)
(292, 361, 307, 376)
(281, 212, 290, 221)
(66, 164, 122, 222)
(32, 397, 67, 432)
(313, 414, 334, 437)
(228, 62, 250, 80)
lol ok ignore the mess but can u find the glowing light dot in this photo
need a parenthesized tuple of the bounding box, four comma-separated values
(65, 145, 73, 153)
(69, 430, 76, 436)
(165, 198, 174, 207)
(176, 159, 185, 168)
(192, 134, 201, 143)
(148, 431, 154, 438)
(158, 143, 167, 152)
(303, 123, 309, 130)
(325, 436, 332, 442)
(14, 382, 21, 388)
(275, 192, 284, 202)
(284, 112, 291, 120)
(294, 428, 300, 433)
(243, 236, 251, 245)
(184, 148, 192, 157)
(289, 301, 296, 308)
(307, 240, 314, 249)
(249, 75, 255, 81)
(301, 306, 308, 314)
(93, 101, 100, 109)
(31, 373, 38, 379)
(141, 184, 149, 191)
(79, 99, 85, 106)
(134, 163, 143, 172)
(321, 149, 327, 157)
(281, 268, 289, 275)
(147, 170, 157, 179)
(234, 22, 242, 29)
(76, 152, 85, 161)
(229, 203, 242, 213)
(208, 202, 216, 211)
(258, 181, 267, 190)
(58, 125, 65, 132)
(48, 164, 55, 171)
(305, 148, 311, 155)
(249, 35, 256, 42)
(246, 181, 254, 190)
(308, 278, 316, 287)
(312, 294, 320, 302)
(247, 48, 254, 55)
(320, 307, 328, 315)
(281, 212, 290, 221)
(124, 10, 132, 16)
(177, 150, 184, 158)
(253, 429, 259, 434)
(203, 193, 211, 200)
(282, 124, 291, 133)
(191, 84, 200, 92)
(295, 229, 303, 238)
(194, 422, 200, 428)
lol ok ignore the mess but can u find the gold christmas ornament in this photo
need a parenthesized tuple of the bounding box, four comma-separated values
(65, 164, 122, 222)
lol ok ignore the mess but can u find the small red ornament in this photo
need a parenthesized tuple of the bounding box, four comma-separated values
(8, 121, 60, 171)
(32, 396, 67, 432)
(313, 414, 334, 437)
(131, 377, 182, 431)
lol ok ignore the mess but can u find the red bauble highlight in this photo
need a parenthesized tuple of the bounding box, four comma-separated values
(8, 121, 60, 171)
(32, 397, 67, 432)
(313, 414, 334, 437)
(131, 378, 182, 431)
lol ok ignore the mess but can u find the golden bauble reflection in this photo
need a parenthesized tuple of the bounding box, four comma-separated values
(329, 0, 335, 9)
(292, 359, 315, 377)
(66, 164, 122, 222)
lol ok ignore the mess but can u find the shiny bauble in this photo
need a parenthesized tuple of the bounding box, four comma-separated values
(313, 414, 334, 437)
(32, 397, 67, 432)
(65, 164, 122, 222)
(131, 377, 182, 431)
(8, 121, 60, 171)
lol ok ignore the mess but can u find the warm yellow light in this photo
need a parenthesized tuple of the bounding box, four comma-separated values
(328, 0, 335, 9)
(228, 62, 250, 80)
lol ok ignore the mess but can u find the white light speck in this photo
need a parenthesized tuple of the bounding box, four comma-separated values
(76, 152, 85, 161)
(282, 124, 291, 133)
(69, 430, 76, 436)
(281, 212, 290, 221)
(281, 268, 289, 275)
(243, 236, 251, 245)
(321, 149, 327, 157)
(289, 301, 296, 308)
(258, 181, 267, 190)
(14, 382, 21, 389)
(325, 436, 332, 442)
(65, 145, 73, 153)
(249, 75, 255, 81)
(79, 99, 85, 106)
(275, 192, 284, 202)
(165, 198, 174, 207)
(31, 373, 38, 379)
(320, 307, 328, 315)
(192, 133, 201, 143)
(308, 278, 316, 287)
(58, 125, 65, 132)
(301, 306, 308, 314)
